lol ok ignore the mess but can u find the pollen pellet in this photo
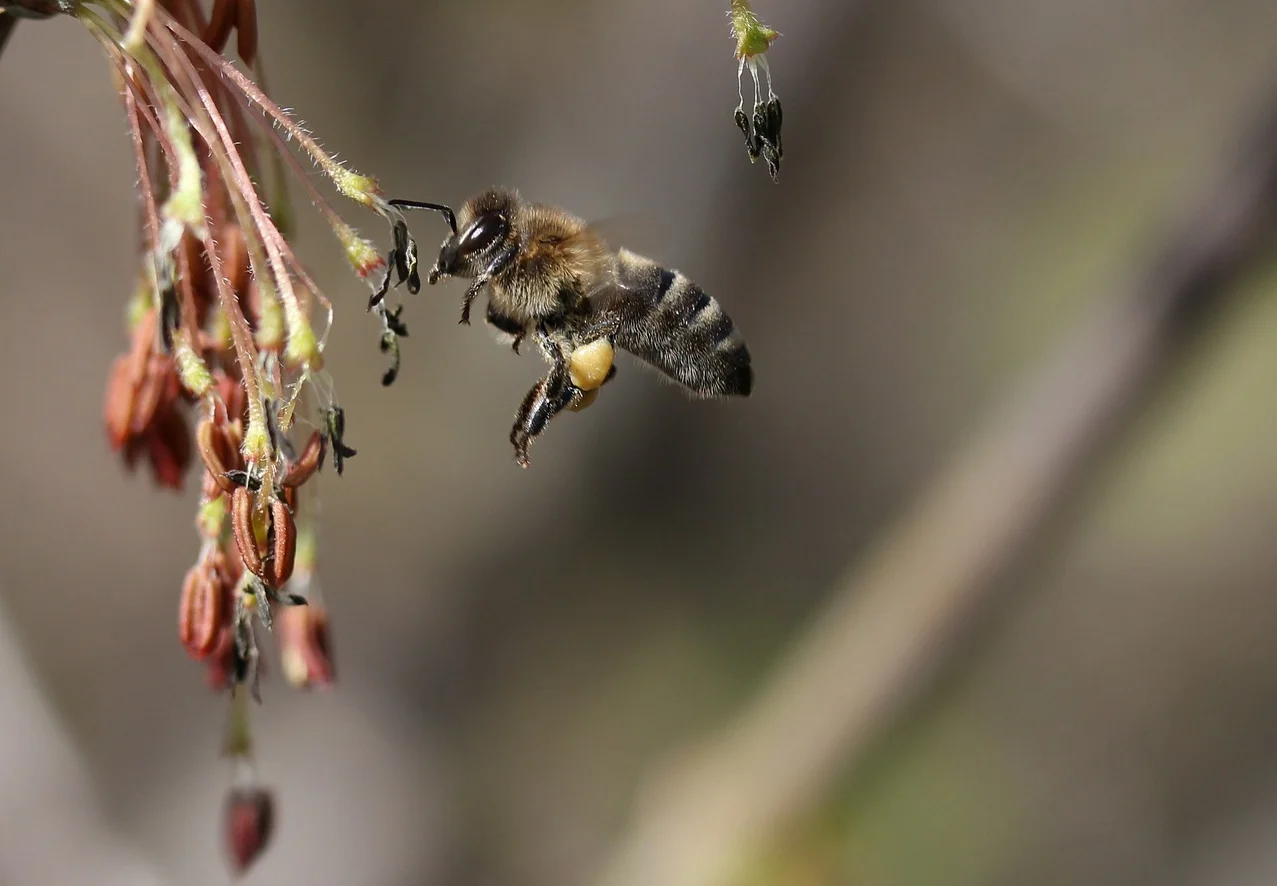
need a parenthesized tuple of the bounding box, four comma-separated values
(568, 339, 614, 391)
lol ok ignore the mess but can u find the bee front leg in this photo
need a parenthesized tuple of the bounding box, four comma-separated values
(459, 280, 484, 325)
(461, 245, 518, 326)
(459, 279, 484, 326)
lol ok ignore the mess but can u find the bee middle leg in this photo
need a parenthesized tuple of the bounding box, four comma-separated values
(484, 303, 527, 354)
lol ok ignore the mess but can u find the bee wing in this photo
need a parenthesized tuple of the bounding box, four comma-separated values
(586, 250, 752, 398)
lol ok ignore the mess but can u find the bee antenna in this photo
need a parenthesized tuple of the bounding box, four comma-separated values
(389, 199, 457, 235)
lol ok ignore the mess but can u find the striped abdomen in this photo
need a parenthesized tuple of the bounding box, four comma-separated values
(602, 249, 753, 398)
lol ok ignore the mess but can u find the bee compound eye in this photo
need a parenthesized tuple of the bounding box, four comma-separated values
(457, 213, 507, 257)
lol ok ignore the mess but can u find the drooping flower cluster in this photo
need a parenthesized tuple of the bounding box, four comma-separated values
(32, 0, 430, 875)
(728, 0, 784, 182)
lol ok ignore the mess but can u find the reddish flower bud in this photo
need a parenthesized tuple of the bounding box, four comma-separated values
(216, 372, 248, 425)
(231, 486, 266, 578)
(196, 416, 244, 497)
(104, 355, 135, 450)
(280, 430, 324, 488)
(204, 626, 236, 692)
(223, 786, 274, 876)
(278, 603, 335, 690)
(104, 308, 162, 450)
(145, 406, 192, 490)
(178, 550, 231, 660)
(265, 497, 297, 588)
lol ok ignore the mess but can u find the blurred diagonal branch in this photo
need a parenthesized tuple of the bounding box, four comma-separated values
(0, 13, 16, 56)
(598, 82, 1277, 886)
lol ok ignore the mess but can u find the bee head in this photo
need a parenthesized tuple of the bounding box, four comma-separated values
(429, 189, 518, 285)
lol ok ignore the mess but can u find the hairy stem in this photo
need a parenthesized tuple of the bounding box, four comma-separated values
(161, 13, 381, 206)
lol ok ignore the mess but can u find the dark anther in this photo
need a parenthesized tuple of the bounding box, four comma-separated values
(263, 397, 299, 463)
(734, 108, 760, 160)
(404, 234, 421, 294)
(323, 405, 357, 476)
(392, 219, 410, 283)
(369, 221, 408, 311)
(224, 469, 263, 491)
(252, 578, 274, 631)
(763, 148, 781, 182)
(371, 219, 422, 309)
(231, 638, 251, 681)
(231, 599, 262, 702)
(384, 303, 409, 337)
(739, 96, 782, 182)
(374, 302, 408, 386)
(231, 640, 258, 701)
(257, 580, 307, 621)
(765, 97, 783, 160)
(751, 104, 767, 148)
(380, 331, 401, 386)
(759, 98, 783, 181)
(369, 263, 392, 310)
(158, 285, 180, 354)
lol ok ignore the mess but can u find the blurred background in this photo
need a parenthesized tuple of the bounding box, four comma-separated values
(4, 0, 1277, 883)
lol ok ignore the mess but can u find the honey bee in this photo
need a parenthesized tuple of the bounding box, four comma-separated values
(389, 188, 753, 466)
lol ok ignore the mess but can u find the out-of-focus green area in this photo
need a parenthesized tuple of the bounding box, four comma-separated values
(3, 1, 1277, 884)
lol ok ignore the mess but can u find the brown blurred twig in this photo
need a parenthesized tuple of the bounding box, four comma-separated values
(0, 13, 16, 55)
(597, 83, 1277, 886)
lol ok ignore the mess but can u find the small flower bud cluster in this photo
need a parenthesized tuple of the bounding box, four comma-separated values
(104, 303, 193, 489)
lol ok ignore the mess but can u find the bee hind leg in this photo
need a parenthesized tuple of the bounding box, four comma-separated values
(510, 367, 582, 468)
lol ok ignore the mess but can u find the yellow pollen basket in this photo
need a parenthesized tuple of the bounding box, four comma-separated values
(568, 339, 614, 391)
